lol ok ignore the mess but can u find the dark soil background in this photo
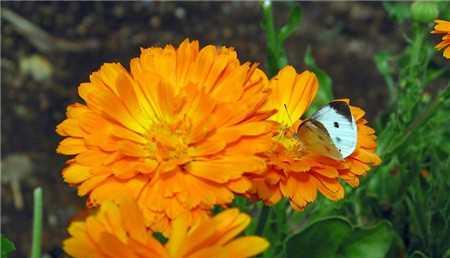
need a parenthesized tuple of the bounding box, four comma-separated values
(1, 2, 403, 257)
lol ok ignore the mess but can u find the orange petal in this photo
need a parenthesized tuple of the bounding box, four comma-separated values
(224, 236, 269, 258)
(315, 175, 344, 201)
(76, 150, 113, 166)
(187, 156, 266, 183)
(119, 198, 148, 243)
(210, 63, 247, 102)
(166, 213, 189, 258)
(444, 46, 450, 58)
(63, 163, 92, 184)
(57, 138, 87, 155)
(117, 140, 150, 157)
(56, 119, 85, 137)
(351, 106, 366, 121)
(175, 39, 199, 90)
(78, 174, 110, 196)
(227, 178, 252, 193)
(314, 166, 339, 178)
(66, 103, 89, 118)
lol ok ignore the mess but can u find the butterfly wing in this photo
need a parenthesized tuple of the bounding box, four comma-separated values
(297, 120, 344, 160)
(311, 100, 357, 158)
(297, 100, 357, 160)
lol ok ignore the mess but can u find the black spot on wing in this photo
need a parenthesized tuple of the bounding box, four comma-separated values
(329, 101, 353, 121)
(334, 122, 339, 128)
(336, 137, 341, 142)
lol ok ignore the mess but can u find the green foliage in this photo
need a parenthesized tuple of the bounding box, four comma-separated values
(260, 0, 333, 114)
(286, 218, 393, 258)
(304, 47, 333, 113)
(374, 52, 395, 104)
(278, 5, 302, 44)
(286, 217, 353, 258)
(363, 2, 450, 258)
(383, 2, 411, 22)
(261, 200, 290, 258)
(259, 1, 450, 258)
(411, 1, 439, 23)
(261, 1, 301, 77)
(1, 236, 15, 258)
(338, 221, 394, 258)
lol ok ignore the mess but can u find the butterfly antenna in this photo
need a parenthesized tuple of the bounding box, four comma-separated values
(284, 104, 293, 124)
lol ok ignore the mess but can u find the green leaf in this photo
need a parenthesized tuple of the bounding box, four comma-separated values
(374, 52, 395, 98)
(286, 217, 352, 258)
(385, 231, 406, 258)
(337, 221, 394, 258)
(374, 52, 392, 76)
(444, 248, 450, 258)
(279, 5, 302, 43)
(410, 250, 430, 258)
(304, 46, 333, 112)
(1, 235, 15, 258)
(424, 68, 447, 87)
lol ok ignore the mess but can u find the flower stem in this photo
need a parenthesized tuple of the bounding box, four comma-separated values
(31, 187, 43, 258)
(382, 87, 447, 157)
(260, 0, 287, 77)
(256, 205, 271, 236)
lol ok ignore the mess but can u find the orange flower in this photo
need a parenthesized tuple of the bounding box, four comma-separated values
(64, 199, 269, 258)
(56, 39, 276, 234)
(251, 66, 381, 210)
(432, 19, 450, 59)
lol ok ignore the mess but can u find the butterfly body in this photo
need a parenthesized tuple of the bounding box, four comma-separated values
(297, 100, 357, 160)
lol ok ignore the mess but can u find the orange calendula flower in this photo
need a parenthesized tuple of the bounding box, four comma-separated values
(56, 39, 276, 233)
(252, 66, 381, 210)
(432, 19, 450, 59)
(64, 199, 269, 258)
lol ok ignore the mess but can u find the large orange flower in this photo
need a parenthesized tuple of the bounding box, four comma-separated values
(56, 39, 276, 233)
(64, 199, 269, 258)
(432, 19, 450, 59)
(251, 66, 381, 210)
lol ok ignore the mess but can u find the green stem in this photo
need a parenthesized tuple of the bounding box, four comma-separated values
(382, 88, 446, 157)
(353, 191, 364, 226)
(256, 205, 271, 236)
(260, 0, 286, 76)
(31, 187, 43, 258)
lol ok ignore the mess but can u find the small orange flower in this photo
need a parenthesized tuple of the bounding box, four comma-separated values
(251, 66, 381, 210)
(432, 19, 450, 59)
(56, 39, 276, 234)
(64, 199, 269, 258)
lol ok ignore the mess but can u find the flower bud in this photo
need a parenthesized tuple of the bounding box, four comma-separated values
(411, 1, 439, 23)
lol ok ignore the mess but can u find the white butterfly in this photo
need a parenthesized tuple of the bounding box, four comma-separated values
(296, 100, 357, 160)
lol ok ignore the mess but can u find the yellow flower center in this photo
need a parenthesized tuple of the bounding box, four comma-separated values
(273, 124, 306, 158)
(276, 134, 301, 152)
(147, 123, 189, 162)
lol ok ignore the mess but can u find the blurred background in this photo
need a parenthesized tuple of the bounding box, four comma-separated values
(2, 2, 411, 257)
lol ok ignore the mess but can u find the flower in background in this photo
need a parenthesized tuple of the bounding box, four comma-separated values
(64, 199, 269, 258)
(432, 19, 450, 59)
(56, 39, 276, 234)
(251, 66, 381, 210)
